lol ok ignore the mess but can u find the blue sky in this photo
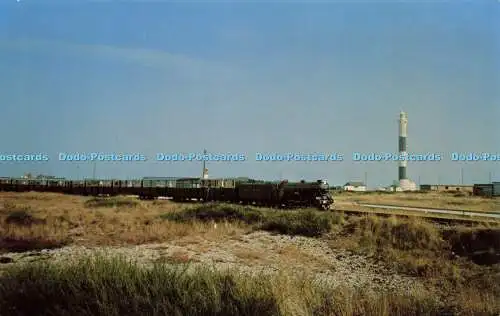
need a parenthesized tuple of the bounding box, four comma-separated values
(0, 1, 498, 187)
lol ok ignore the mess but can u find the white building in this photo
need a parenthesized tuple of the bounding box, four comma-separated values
(343, 182, 367, 192)
(399, 179, 418, 191)
(386, 185, 404, 192)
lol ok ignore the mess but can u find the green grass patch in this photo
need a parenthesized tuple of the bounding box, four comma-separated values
(162, 203, 265, 224)
(162, 203, 337, 237)
(84, 197, 139, 208)
(260, 210, 332, 237)
(348, 215, 444, 252)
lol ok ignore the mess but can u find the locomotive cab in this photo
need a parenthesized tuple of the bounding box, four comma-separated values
(317, 179, 328, 187)
(316, 179, 334, 210)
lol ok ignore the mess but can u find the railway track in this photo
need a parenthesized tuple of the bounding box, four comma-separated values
(358, 203, 500, 219)
(332, 205, 500, 223)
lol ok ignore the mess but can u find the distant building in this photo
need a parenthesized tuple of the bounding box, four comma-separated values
(383, 185, 403, 192)
(420, 184, 473, 193)
(377, 186, 402, 192)
(343, 182, 366, 192)
(473, 182, 500, 197)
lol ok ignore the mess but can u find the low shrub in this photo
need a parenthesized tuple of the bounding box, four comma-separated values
(84, 197, 139, 208)
(164, 204, 334, 237)
(260, 210, 332, 237)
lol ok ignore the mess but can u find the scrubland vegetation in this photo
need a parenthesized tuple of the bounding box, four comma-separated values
(0, 192, 499, 316)
(334, 190, 500, 213)
(0, 256, 453, 316)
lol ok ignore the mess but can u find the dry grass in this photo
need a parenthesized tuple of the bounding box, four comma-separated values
(0, 192, 247, 253)
(329, 214, 500, 313)
(334, 191, 500, 213)
(160, 250, 193, 264)
(274, 244, 332, 268)
(0, 255, 471, 316)
(234, 248, 266, 261)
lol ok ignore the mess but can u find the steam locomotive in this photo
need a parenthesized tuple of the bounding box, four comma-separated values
(0, 177, 334, 210)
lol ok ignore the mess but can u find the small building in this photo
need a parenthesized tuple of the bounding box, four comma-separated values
(494, 182, 500, 197)
(420, 184, 473, 193)
(385, 185, 403, 192)
(343, 182, 366, 192)
(473, 182, 500, 197)
(473, 184, 493, 197)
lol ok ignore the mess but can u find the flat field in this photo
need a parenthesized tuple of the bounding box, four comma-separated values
(334, 191, 500, 213)
(0, 192, 499, 316)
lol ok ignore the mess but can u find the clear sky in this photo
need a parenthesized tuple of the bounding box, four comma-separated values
(0, 1, 498, 187)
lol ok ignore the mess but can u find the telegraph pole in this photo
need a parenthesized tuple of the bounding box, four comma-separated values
(460, 167, 464, 185)
(202, 149, 208, 179)
(92, 162, 96, 179)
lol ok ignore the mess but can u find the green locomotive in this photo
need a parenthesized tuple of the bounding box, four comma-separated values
(236, 179, 334, 210)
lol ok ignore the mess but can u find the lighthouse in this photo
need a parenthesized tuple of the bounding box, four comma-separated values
(398, 111, 408, 181)
(398, 111, 417, 191)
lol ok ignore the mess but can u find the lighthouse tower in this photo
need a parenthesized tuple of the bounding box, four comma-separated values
(398, 111, 417, 191)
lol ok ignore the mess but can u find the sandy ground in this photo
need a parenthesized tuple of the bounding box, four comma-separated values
(0, 229, 430, 296)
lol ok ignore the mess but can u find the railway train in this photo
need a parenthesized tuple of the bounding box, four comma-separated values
(0, 177, 335, 210)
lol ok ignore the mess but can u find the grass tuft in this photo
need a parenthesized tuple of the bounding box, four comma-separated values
(0, 236, 69, 253)
(260, 210, 332, 237)
(5, 209, 46, 226)
(163, 203, 265, 224)
(84, 197, 139, 208)
(349, 215, 444, 252)
(443, 227, 500, 265)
